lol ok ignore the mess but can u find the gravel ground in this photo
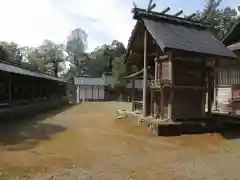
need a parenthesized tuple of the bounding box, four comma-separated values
(0, 102, 240, 180)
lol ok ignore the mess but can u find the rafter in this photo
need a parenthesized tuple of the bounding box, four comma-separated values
(160, 7, 170, 14)
(149, 3, 156, 11)
(173, 10, 183, 17)
(186, 13, 196, 19)
(133, 2, 137, 9)
(147, 0, 153, 11)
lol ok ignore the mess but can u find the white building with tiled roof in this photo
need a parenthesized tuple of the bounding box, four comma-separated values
(74, 76, 106, 103)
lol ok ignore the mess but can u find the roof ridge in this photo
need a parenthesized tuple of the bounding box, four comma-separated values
(0, 60, 68, 82)
(0, 59, 53, 77)
(132, 7, 210, 29)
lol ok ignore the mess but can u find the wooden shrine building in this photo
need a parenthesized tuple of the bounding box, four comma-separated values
(212, 20, 240, 113)
(125, 7, 236, 121)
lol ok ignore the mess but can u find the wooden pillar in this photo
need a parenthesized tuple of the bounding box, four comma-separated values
(207, 70, 213, 116)
(8, 75, 12, 104)
(214, 69, 218, 111)
(132, 78, 136, 111)
(76, 86, 80, 104)
(160, 61, 164, 120)
(168, 52, 173, 120)
(154, 58, 159, 117)
(143, 30, 148, 117)
(150, 91, 154, 116)
(206, 59, 216, 116)
(155, 60, 158, 80)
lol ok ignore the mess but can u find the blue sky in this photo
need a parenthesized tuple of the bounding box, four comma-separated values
(0, 0, 238, 52)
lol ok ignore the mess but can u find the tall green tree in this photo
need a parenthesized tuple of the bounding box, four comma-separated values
(36, 40, 67, 76)
(0, 43, 10, 62)
(112, 55, 127, 100)
(87, 40, 126, 77)
(66, 28, 88, 76)
(0, 41, 22, 65)
(87, 47, 109, 77)
(194, 0, 239, 39)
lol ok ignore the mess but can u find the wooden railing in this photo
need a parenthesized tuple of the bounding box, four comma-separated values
(149, 79, 161, 89)
(148, 79, 171, 89)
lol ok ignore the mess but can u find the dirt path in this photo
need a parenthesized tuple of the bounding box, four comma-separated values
(0, 102, 240, 180)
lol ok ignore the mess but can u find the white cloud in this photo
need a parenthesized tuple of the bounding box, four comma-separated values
(0, 0, 238, 52)
(0, 0, 76, 47)
(54, 0, 136, 51)
(0, 0, 136, 52)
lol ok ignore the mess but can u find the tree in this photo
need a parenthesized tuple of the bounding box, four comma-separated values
(0, 43, 9, 62)
(66, 28, 88, 76)
(87, 46, 111, 77)
(103, 40, 126, 71)
(36, 40, 67, 76)
(111, 55, 127, 100)
(27, 49, 44, 71)
(0, 41, 23, 65)
(194, 0, 239, 39)
(87, 40, 126, 77)
(202, 0, 223, 21)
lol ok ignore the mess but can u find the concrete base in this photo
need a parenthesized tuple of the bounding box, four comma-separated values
(116, 110, 240, 136)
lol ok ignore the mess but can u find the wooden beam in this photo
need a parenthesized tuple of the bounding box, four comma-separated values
(187, 13, 196, 19)
(160, 7, 170, 14)
(148, 52, 157, 57)
(149, 3, 156, 11)
(174, 56, 203, 62)
(155, 55, 169, 62)
(173, 85, 206, 90)
(143, 30, 148, 117)
(147, 0, 153, 12)
(159, 55, 169, 60)
(133, 2, 137, 8)
(173, 10, 183, 17)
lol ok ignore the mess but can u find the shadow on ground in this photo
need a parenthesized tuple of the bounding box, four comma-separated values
(0, 104, 75, 151)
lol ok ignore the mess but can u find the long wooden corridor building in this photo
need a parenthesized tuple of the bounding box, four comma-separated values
(0, 60, 69, 119)
(126, 7, 236, 121)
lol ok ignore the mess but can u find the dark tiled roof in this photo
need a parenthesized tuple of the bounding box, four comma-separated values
(126, 8, 237, 60)
(0, 61, 68, 83)
(143, 18, 236, 58)
(126, 21, 140, 61)
(74, 77, 105, 86)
